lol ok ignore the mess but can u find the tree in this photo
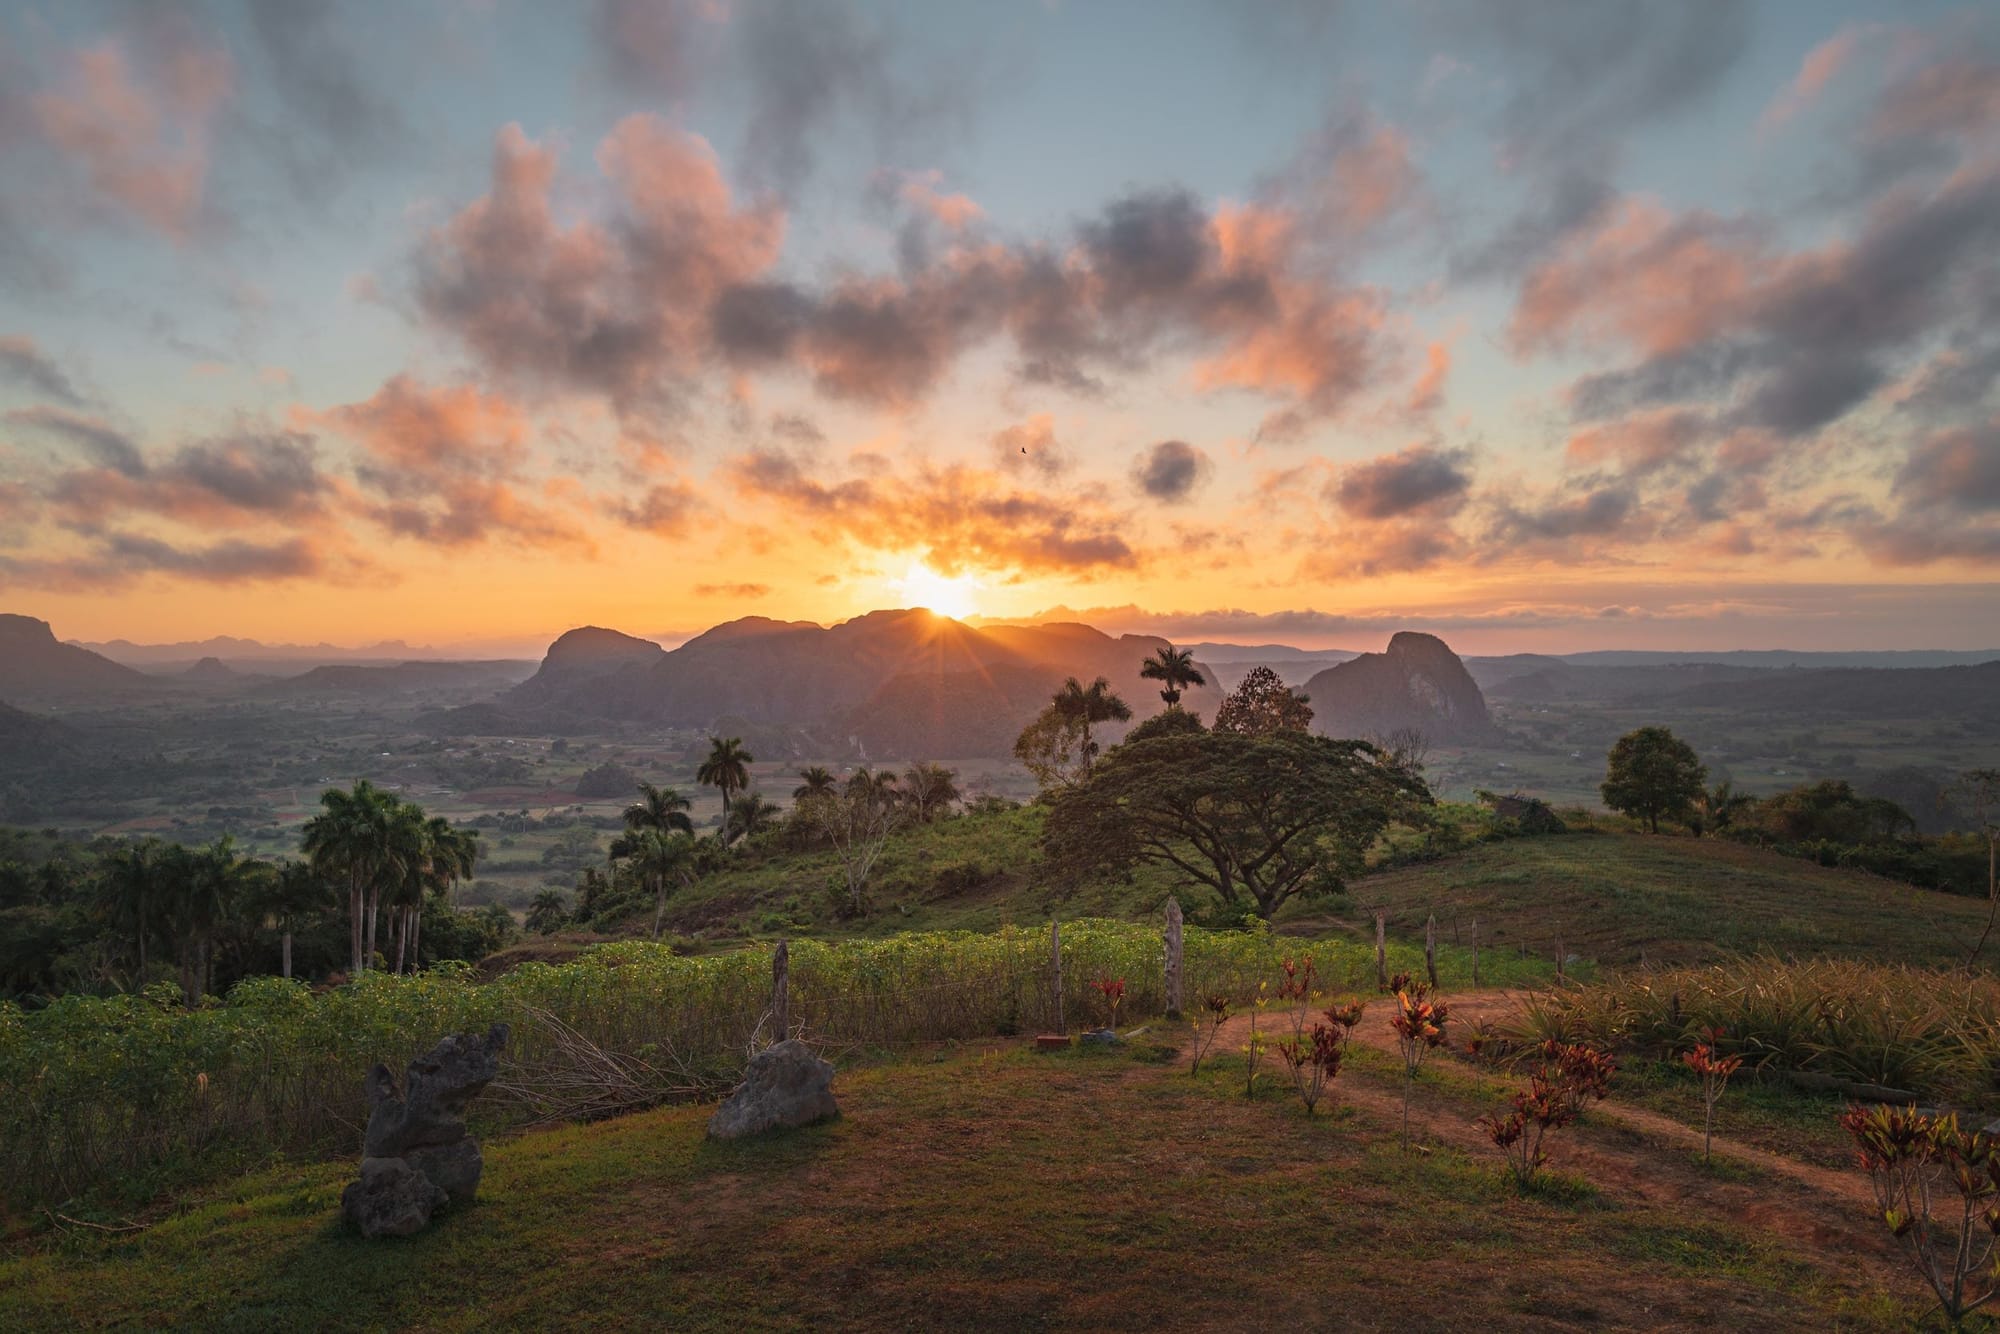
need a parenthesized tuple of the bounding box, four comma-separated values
(1600, 726, 1707, 834)
(697, 737, 754, 823)
(1696, 779, 1754, 836)
(1139, 645, 1205, 709)
(300, 779, 399, 974)
(1043, 729, 1432, 918)
(793, 766, 837, 801)
(901, 762, 961, 822)
(259, 858, 333, 980)
(1213, 666, 1313, 737)
(619, 827, 696, 939)
(1958, 769, 2000, 970)
(623, 783, 694, 836)
(807, 768, 909, 916)
(1014, 704, 1091, 791)
(526, 888, 570, 935)
(98, 837, 169, 980)
(1051, 676, 1132, 777)
(167, 838, 261, 1005)
(724, 790, 779, 845)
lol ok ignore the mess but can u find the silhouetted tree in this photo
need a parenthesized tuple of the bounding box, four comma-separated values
(1213, 666, 1313, 737)
(1601, 727, 1707, 834)
(698, 737, 754, 823)
(1140, 645, 1206, 709)
(1052, 676, 1132, 777)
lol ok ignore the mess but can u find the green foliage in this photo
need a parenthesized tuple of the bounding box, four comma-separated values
(1739, 780, 1914, 844)
(573, 762, 640, 799)
(1212, 665, 1313, 737)
(0, 920, 1368, 1212)
(1044, 729, 1432, 917)
(1601, 726, 1707, 834)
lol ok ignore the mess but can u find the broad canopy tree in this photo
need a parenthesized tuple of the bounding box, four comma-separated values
(1043, 724, 1432, 919)
(1213, 665, 1314, 737)
(1601, 726, 1707, 834)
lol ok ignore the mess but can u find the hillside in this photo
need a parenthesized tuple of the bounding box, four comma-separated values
(497, 610, 1223, 757)
(0, 615, 154, 699)
(0, 701, 81, 770)
(252, 661, 537, 699)
(1301, 631, 1496, 743)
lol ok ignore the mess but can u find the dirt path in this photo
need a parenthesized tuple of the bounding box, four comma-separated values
(1201, 989, 1898, 1280)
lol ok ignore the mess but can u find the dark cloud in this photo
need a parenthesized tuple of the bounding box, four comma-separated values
(612, 478, 702, 535)
(1332, 445, 1472, 519)
(0, 533, 326, 591)
(1490, 485, 1638, 542)
(1133, 440, 1211, 504)
(6, 406, 144, 474)
(0, 335, 85, 405)
(589, 0, 724, 100)
(992, 416, 1069, 479)
(1894, 421, 2000, 515)
(246, 0, 405, 162)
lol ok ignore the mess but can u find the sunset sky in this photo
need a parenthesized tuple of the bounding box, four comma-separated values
(1, 0, 1996, 655)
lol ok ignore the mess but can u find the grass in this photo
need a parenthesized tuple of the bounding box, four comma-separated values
(0, 1038, 1916, 1332)
(1342, 830, 1992, 968)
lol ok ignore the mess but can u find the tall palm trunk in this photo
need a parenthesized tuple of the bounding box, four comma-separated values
(392, 907, 407, 974)
(137, 899, 147, 975)
(281, 927, 293, 980)
(652, 874, 666, 939)
(349, 871, 365, 975)
(366, 885, 381, 969)
(409, 904, 422, 974)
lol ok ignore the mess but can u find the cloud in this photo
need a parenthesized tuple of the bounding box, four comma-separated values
(25, 16, 232, 239)
(245, 0, 408, 178)
(693, 581, 770, 599)
(321, 375, 591, 550)
(726, 448, 1135, 576)
(1563, 408, 1708, 474)
(0, 336, 86, 406)
(589, 0, 726, 100)
(1760, 27, 1869, 132)
(1894, 419, 2000, 515)
(5, 405, 142, 474)
(0, 533, 328, 592)
(1331, 445, 1472, 519)
(411, 117, 784, 414)
(1133, 440, 1211, 503)
(1490, 485, 1640, 543)
(991, 415, 1068, 479)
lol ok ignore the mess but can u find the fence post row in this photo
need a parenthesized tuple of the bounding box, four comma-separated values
(1374, 911, 1388, 990)
(772, 938, 790, 1042)
(1163, 898, 1184, 1020)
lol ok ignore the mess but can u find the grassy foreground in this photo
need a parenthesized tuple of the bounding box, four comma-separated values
(0, 1034, 1913, 1332)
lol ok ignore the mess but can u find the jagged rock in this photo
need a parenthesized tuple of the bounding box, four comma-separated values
(707, 1039, 840, 1140)
(341, 1157, 448, 1239)
(343, 1023, 507, 1236)
(1302, 631, 1496, 744)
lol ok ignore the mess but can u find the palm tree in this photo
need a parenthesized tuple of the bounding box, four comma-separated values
(99, 837, 168, 980)
(1052, 676, 1132, 777)
(697, 737, 755, 825)
(416, 818, 479, 971)
(525, 888, 570, 935)
(621, 827, 696, 939)
(170, 838, 259, 1005)
(902, 763, 961, 822)
(623, 782, 694, 836)
(725, 790, 780, 845)
(793, 766, 837, 801)
(300, 779, 399, 975)
(262, 858, 333, 980)
(1140, 645, 1206, 709)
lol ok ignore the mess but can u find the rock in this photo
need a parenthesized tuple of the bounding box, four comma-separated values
(707, 1039, 840, 1140)
(1300, 631, 1496, 744)
(343, 1023, 507, 1236)
(341, 1157, 448, 1239)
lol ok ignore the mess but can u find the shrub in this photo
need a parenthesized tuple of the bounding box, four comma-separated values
(1842, 1104, 2000, 1327)
(1277, 1000, 1364, 1116)
(1481, 1039, 1616, 1187)
(1388, 972, 1450, 1148)
(1682, 1028, 1742, 1163)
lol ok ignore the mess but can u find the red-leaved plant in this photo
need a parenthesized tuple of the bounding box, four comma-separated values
(1189, 993, 1230, 1076)
(1388, 973, 1450, 1148)
(1843, 1103, 2000, 1328)
(1481, 1039, 1617, 1187)
(1681, 1027, 1743, 1164)
(1277, 955, 1319, 1041)
(1090, 976, 1127, 1031)
(1277, 1000, 1365, 1116)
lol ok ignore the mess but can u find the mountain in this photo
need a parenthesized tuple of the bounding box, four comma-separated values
(1300, 631, 1496, 743)
(495, 609, 1223, 756)
(78, 634, 429, 666)
(1481, 662, 1773, 704)
(182, 656, 238, 683)
(1181, 642, 1361, 664)
(1661, 661, 2000, 720)
(0, 615, 156, 698)
(0, 700, 81, 771)
(252, 661, 538, 699)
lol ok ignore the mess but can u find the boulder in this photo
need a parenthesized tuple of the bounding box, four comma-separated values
(343, 1023, 507, 1236)
(707, 1039, 840, 1140)
(341, 1157, 448, 1239)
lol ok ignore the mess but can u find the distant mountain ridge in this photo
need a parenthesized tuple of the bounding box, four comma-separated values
(1302, 631, 1497, 743)
(493, 609, 1225, 757)
(0, 615, 155, 698)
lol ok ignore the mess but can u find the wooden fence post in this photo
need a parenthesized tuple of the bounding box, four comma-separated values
(1555, 929, 1567, 986)
(1051, 918, 1065, 1036)
(1424, 914, 1439, 991)
(1163, 898, 1184, 1020)
(771, 938, 790, 1042)
(1470, 917, 1480, 988)
(1374, 911, 1388, 990)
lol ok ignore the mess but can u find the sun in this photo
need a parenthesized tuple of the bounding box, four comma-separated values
(891, 561, 981, 620)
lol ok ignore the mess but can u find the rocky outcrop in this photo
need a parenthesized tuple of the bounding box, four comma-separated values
(707, 1039, 840, 1140)
(1301, 632, 1496, 744)
(341, 1024, 508, 1237)
(0, 614, 154, 698)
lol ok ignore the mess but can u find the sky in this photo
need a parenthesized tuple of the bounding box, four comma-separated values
(0, 0, 1996, 656)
